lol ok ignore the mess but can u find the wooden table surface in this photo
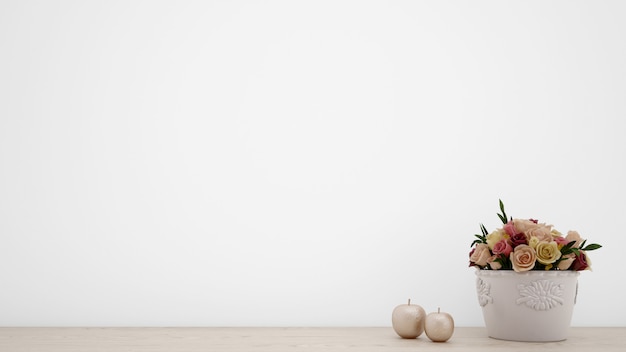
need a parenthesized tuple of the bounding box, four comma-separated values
(0, 327, 623, 351)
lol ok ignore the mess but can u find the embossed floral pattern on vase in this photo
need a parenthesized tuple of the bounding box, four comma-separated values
(516, 280, 564, 311)
(476, 278, 493, 307)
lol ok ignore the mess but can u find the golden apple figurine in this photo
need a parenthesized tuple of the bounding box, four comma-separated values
(391, 299, 426, 338)
(424, 307, 454, 342)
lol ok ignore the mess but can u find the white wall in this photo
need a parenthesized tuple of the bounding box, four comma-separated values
(1, 0, 624, 327)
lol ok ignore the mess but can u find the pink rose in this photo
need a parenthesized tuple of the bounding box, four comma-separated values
(503, 222, 518, 237)
(511, 245, 537, 272)
(554, 235, 570, 246)
(469, 243, 491, 267)
(492, 239, 513, 256)
(571, 251, 591, 271)
(510, 232, 528, 248)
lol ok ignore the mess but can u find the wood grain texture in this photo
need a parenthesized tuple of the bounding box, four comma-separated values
(0, 327, 623, 351)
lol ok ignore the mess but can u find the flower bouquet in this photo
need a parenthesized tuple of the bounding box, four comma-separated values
(468, 200, 601, 271)
(468, 200, 602, 342)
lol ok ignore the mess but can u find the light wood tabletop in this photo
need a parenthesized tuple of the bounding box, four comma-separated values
(0, 327, 623, 351)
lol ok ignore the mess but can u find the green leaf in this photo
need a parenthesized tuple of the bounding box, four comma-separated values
(579, 239, 587, 249)
(582, 243, 602, 251)
(480, 224, 489, 236)
(560, 241, 577, 255)
(498, 199, 508, 224)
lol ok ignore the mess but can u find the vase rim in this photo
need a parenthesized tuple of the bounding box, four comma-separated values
(475, 269, 580, 277)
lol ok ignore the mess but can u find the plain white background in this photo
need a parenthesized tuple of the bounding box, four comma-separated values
(1, 0, 625, 327)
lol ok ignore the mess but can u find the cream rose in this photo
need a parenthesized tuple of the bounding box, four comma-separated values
(551, 229, 563, 238)
(535, 241, 562, 265)
(470, 243, 491, 267)
(511, 245, 537, 272)
(486, 229, 507, 250)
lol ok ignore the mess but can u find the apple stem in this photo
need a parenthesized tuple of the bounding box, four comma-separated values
(408, 299, 411, 305)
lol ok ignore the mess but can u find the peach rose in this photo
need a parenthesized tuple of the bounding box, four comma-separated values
(511, 245, 537, 272)
(487, 255, 502, 270)
(470, 243, 491, 267)
(525, 225, 553, 242)
(557, 253, 575, 270)
(513, 219, 538, 234)
(535, 241, 562, 265)
(566, 230, 584, 248)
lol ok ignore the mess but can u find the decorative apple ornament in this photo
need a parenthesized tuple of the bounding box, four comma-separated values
(424, 307, 454, 342)
(391, 299, 426, 338)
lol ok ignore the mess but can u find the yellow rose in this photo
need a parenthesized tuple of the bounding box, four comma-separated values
(486, 229, 508, 250)
(528, 236, 540, 249)
(511, 245, 537, 272)
(535, 241, 562, 265)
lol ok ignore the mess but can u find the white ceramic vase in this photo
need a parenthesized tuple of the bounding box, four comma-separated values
(475, 270, 579, 342)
